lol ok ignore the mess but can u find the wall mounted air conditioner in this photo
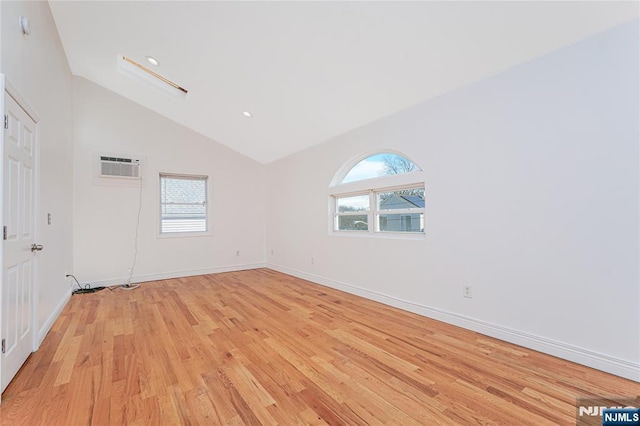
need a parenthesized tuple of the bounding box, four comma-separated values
(99, 155, 141, 179)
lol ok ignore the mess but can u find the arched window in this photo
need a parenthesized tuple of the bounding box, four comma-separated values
(341, 153, 421, 183)
(330, 152, 425, 236)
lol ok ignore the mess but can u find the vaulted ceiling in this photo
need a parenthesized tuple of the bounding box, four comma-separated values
(49, 1, 638, 164)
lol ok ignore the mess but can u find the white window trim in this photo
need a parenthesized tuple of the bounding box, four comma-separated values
(329, 177, 426, 238)
(158, 172, 212, 238)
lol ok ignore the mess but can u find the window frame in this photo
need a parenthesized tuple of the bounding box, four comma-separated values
(330, 181, 426, 238)
(158, 172, 211, 238)
(330, 151, 425, 238)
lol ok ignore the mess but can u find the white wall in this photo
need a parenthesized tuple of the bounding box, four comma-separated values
(265, 20, 640, 380)
(72, 77, 266, 286)
(1, 1, 74, 340)
(1, 1, 636, 383)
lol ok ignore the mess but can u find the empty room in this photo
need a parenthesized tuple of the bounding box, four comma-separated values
(0, 1, 639, 424)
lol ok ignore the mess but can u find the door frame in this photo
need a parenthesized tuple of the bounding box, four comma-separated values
(0, 74, 41, 399)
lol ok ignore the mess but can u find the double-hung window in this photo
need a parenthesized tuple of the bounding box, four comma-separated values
(160, 173, 209, 234)
(333, 186, 425, 234)
(331, 152, 425, 236)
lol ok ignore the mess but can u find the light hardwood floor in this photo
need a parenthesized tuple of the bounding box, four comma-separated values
(0, 269, 638, 425)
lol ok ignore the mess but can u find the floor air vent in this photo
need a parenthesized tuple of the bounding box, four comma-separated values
(100, 156, 141, 179)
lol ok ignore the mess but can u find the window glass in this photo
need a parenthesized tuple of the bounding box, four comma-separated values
(337, 215, 369, 231)
(378, 188, 425, 211)
(342, 153, 420, 184)
(378, 213, 424, 233)
(337, 195, 369, 212)
(160, 174, 208, 234)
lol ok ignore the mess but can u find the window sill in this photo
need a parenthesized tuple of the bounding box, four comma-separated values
(329, 231, 426, 241)
(157, 231, 212, 239)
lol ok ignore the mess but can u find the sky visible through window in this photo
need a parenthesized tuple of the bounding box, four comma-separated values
(341, 153, 419, 184)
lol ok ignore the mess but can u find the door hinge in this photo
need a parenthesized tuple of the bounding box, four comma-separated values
(3, 114, 7, 130)
(1, 339, 5, 354)
(3, 226, 6, 240)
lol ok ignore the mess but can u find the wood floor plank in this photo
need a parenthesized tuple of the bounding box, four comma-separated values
(1, 269, 638, 425)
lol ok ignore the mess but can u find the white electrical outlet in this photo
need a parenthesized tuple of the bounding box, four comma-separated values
(463, 285, 472, 298)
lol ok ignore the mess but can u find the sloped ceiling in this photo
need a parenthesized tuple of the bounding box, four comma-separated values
(49, 1, 639, 164)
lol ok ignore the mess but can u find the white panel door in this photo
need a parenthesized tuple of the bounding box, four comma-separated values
(2, 92, 37, 393)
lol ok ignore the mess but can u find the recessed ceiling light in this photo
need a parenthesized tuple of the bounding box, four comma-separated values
(243, 111, 252, 117)
(146, 56, 159, 66)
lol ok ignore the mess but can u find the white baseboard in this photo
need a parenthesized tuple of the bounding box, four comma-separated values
(37, 290, 71, 348)
(81, 263, 267, 288)
(267, 264, 640, 383)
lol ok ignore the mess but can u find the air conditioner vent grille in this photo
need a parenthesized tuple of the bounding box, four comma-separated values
(99, 156, 140, 179)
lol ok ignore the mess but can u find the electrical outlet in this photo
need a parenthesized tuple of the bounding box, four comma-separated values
(463, 285, 472, 298)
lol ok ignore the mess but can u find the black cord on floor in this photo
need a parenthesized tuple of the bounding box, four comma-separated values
(67, 274, 110, 295)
